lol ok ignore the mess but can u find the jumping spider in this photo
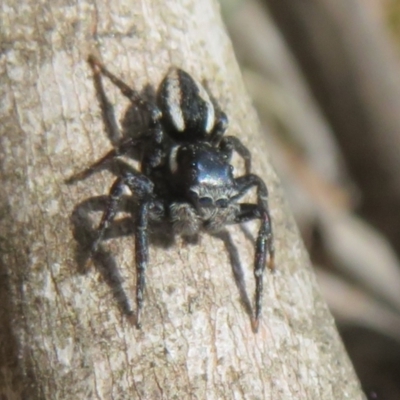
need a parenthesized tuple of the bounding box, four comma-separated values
(67, 55, 275, 332)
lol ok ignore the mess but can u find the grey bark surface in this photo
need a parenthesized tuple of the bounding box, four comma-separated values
(0, 0, 363, 399)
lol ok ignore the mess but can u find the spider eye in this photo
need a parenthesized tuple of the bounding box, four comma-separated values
(199, 197, 213, 207)
(216, 198, 228, 208)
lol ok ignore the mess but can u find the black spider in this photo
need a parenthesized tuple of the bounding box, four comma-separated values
(67, 55, 275, 332)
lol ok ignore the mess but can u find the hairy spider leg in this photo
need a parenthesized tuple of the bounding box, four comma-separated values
(90, 177, 125, 255)
(90, 171, 154, 253)
(233, 174, 274, 332)
(88, 170, 155, 327)
(134, 200, 150, 328)
(88, 55, 162, 124)
(219, 136, 252, 175)
(88, 55, 167, 176)
(66, 57, 166, 184)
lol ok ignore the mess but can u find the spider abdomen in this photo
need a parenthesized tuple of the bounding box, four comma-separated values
(158, 68, 215, 139)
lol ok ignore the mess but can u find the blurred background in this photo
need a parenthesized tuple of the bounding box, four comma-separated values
(219, 0, 400, 398)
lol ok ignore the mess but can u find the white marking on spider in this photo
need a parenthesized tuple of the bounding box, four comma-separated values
(169, 145, 181, 173)
(166, 68, 185, 132)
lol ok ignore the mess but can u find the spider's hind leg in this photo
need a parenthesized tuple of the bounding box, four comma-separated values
(88, 55, 162, 125)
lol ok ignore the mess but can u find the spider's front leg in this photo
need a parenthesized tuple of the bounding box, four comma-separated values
(234, 174, 275, 332)
(134, 199, 151, 328)
(88, 170, 155, 327)
(89, 170, 154, 252)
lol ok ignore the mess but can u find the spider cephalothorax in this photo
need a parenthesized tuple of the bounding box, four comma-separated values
(67, 55, 275, 332)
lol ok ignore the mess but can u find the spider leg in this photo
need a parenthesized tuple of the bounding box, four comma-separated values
(140, 126, 166, 176)
(233, 175, 274, 332)
(89, 170, 155, 328)
(89, 171, 154, 254)
(90, 177, 125, 255)
(88, 56, 167, 176)
(133, 197, 169, 328)
(67, 58, 165, 184)
(134, 199, 150, 328)
(219, 136, 252, 174)
(88, 55, 162, 124)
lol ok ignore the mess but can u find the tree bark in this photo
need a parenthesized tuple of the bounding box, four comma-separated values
(0, 0, 364, 398)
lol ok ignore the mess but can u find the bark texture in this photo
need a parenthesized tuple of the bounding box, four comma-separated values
(0, 0, 364, 399)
